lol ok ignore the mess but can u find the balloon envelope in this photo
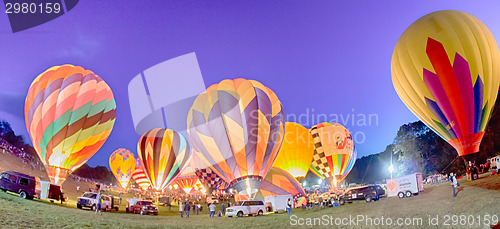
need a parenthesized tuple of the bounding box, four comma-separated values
(273, 122, 315, 178)
(309, 122, 355, 187)
(109, 148, 135, 189)
(132, 159, 152, 190)
(175, 175, 199, 193)
(391, 10, 500, 156)
(187, 78, 285, 197)
(24, 65, 116, 185)
(137, 128, 191, 191)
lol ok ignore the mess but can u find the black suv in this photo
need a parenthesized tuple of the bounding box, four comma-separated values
(339, 185, 381, 205)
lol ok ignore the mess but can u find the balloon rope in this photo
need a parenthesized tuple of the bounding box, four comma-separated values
(441, 156, 459, 173)
(361, 154, 374, 184)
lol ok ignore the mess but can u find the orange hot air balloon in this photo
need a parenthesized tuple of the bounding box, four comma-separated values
(272, 122, 315, 179)
(175, 175, 199, 193)
(109, 148, 136, 189)
(391, 10, 500, 157)
(25, 65, 116, 185)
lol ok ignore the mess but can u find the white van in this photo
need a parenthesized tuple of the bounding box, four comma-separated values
(226, 200, 266, 217)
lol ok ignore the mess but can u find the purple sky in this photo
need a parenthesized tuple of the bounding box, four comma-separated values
(1, 1, 500, 168)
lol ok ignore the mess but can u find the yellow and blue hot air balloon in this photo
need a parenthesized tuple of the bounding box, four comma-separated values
(391, 10, 500, 157)
(187, 78, 285, 198)
(109, 148, 136, 189)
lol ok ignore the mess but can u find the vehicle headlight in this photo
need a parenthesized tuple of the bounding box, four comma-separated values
(143, 206, 147, 209)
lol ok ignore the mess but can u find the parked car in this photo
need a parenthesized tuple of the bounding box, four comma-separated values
(0, 171, 37, 199)
(77, 192, 112, 211)
(110, 196, 120, 211)
(338, 186, 379, 205)
(226, 200, 266, 217)
(132, 200, 158, 215)
(373, 184, 386, 199)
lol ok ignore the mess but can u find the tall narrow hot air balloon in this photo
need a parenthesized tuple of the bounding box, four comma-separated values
(272, 122, 315, 179)
(132, 159, 151, 190)
(109, 148, 135, 189)
(309, 122, 355, 187)
(391, 10, 500, 159)
(25, 65, 116, 185)
(137, 128, 191, 191)
(187, 78, 285, 198)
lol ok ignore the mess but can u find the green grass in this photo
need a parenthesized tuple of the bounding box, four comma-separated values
(1, 174, 500, 228)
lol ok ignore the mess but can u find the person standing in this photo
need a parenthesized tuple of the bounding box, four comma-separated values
(76, 186, 80, 193)
(196, 203, 200, 215)
(209, 203, 216, 218)
(184, 202, 191, 218)
(450, 173, 458, 197)
(179, 202, 184, 218)
(286, 198, 293, 216)
(221, 203, 226, 215)
(95, 190, 102, 215)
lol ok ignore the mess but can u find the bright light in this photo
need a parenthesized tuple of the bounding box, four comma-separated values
(302, 181, 307, 187)
(388, 164, 394, 173)
(317, 179, 322, 185)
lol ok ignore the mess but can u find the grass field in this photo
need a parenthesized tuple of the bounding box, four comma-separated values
(2, 152, 500, 228)
(1, 173, 500, 228)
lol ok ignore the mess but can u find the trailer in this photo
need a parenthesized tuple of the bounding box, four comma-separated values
(386, 173, 424, 198)
(264, 195, 293, 213)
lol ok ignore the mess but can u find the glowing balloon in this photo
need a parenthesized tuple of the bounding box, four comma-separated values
(391, 10, 500, 156)
(190, 150, 224, 193)
(132, 159, 151, 190)
(137, 128, 191, 191)
(109, 148, 135, 189)
(272, 122, 315, 178)
(309, 122, 355, 187)
(175, 175, 199, 193)
(187, 78, 285, 198)
(24, 65, 116, 185)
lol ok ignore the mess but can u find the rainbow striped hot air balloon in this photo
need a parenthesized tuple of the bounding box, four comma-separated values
(132, 159, 151, 190)
(309, 123, 356, 187)
(391, 10, 500, 158)
(25, 65, 116, 185)
(137, 128, 191, 191)
(109, 148, 135, 189)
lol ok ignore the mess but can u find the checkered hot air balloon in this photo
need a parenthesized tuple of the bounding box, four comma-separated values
(187, 78, 285, 198)
(309, 122, 356, 188)
(109, 148, 135, 189)
(25, 65, 116, 185)
(137, 128, 191, 191)
(391, 10, 500, 159)
(132, 159, 151, 191)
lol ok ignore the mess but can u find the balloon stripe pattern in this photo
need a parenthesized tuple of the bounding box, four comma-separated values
(132, 159, 151, 190)
(109, 148, 135, 189)
(272, 122, 315, 178)
(187, 78, 285, 194)
(391, 10, 500, 156)
(25, 65, 116, 185)
(309, 122, 355, 186)
(137, 128, 191, 191)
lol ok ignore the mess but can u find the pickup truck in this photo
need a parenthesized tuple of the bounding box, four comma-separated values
(77, 192, 112, 211)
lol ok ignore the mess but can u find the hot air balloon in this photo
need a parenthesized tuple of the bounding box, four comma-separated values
(218, 181, 231, 193)
(24, 65, 116, 185)
(109, 148, 135, 189)
(391, 10, 500, 159)
(132, 159, 151, 190)
(309, 122, 355, 187)
(175, 175, 199, 193)
(137, 128, 191, 191)
(187, 78, 285, 198)
(272, 122, 315, 179)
